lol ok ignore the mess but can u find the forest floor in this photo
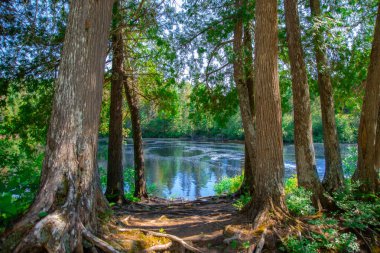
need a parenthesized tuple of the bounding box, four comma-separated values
(102, 196, 274, 252)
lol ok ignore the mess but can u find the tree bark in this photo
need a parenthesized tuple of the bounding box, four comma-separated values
(239, 23, 255, 195)
(284, 0, 323, 209)
(233, 0, 256, 192)
(375, 106, 380, 171)
(124, 72, 148, 199)
(309, 0, 344, 192)
(354, 2, 380, 193)
(1, 1, 114, 252)
(106, 1, 127, 204)
(243, 0, 287, 227)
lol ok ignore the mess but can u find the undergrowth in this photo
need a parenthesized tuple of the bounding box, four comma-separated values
(215, 171, 379, 252)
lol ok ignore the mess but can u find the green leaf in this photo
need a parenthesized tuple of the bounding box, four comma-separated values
(38, 211, 48, 218)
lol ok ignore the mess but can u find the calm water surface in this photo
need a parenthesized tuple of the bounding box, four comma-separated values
(97, 138, 353, 200)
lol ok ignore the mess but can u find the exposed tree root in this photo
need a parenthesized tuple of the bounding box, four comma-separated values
(81, 224, 121, 253)
(139, 229, 203, 253)
(254, 228, 267, 253)
(112, 223, 203, 253)
(142, 241, 172, 252)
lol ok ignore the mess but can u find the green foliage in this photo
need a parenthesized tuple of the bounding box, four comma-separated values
(0, 80, 51, 229)
(0, 138, 43, 228)
(284, 175, 298, 194)
(284, 215, 360, 252)
(342, 146, 358, 177)
(284, 176, 315, 216)
(286, 187, 316, 216)
(232, 194, 251, 211)
(282, 113, 294, 143)
(283, 232, 359, 253)
(333, 182, 380, 231)
(214, 175, 243, 195)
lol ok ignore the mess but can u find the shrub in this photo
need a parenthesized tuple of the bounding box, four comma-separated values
(214, 175, 243, 195)
(285, 175, 298, 194)
(333, 182, 380, 230)
(282, 232, 359, 253)
(232, 194, 251, 211)
(285, 186, 316, 216)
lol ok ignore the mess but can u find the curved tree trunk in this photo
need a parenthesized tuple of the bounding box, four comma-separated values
(284, 0, 324, 209)
(1, 1, 114, 252)
(106, 1, 127, 204)
(243, 0, 287, 227)
(239, 23, 255, 195)
(124, 72, 148, 199)
(309, 0, 344, 192)
(354, 2, 380, 193)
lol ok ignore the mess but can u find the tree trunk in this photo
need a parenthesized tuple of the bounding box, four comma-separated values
(243, 0, 287, 227)
(309, 0, 344, 192)
(106, 1, 127, 204)
(284, 0, 323, 209)
(233, 0, 256, 191)
(1, 1, 114, 252)
(375, 107, 380, 171)
(354, 2, 380, 193)
(124, 72, 148, 199)
(239, 23, 255, 195)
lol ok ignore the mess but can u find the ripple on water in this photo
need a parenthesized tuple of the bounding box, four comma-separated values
(97, 138, 354, 200)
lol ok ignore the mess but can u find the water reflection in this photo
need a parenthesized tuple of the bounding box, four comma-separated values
(97, 138, 353, 200)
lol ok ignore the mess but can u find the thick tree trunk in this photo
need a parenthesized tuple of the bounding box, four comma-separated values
(0, 1, 114, 252)
(240, 24, 255, 195)
(124, 73, 148, 199)
(284, 0, 323, 209)
(354, 2, 380, 193)
(106, 1, 127, 204)
(309, 0, 344, 192)
(243, 0, 287, 227)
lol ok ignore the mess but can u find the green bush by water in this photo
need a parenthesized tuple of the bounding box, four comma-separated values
(214, 175, 243, 195)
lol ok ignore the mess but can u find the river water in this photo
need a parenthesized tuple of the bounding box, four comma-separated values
(97, 138, 354, 200)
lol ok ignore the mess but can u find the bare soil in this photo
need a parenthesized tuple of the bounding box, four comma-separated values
(108, 196, 267, 252)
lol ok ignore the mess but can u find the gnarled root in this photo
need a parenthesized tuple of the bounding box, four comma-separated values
(1, 212, 119, 253)
(81, 224, 120, 253)
(113, 224, 203, 253)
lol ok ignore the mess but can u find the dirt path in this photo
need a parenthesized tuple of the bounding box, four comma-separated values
(111, 196, 255, 252)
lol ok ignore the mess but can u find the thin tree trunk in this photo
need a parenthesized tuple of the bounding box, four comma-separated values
(240, 23, 255, 195)
(309, 0, 344, 192)
(106, 1, 127, 204)
(124, 72, 148, 199)
(233, 0, 256, 187)
(1, 1, 114, 252)
(354, 2, 380, 193)
(375, 106, 380, 171)
(243, 0, 287, 227)
(284, 0, 323, 209)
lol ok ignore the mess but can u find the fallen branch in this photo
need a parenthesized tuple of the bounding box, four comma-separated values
(81, 225, 121, 253)
(142, 241, 173, 252)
